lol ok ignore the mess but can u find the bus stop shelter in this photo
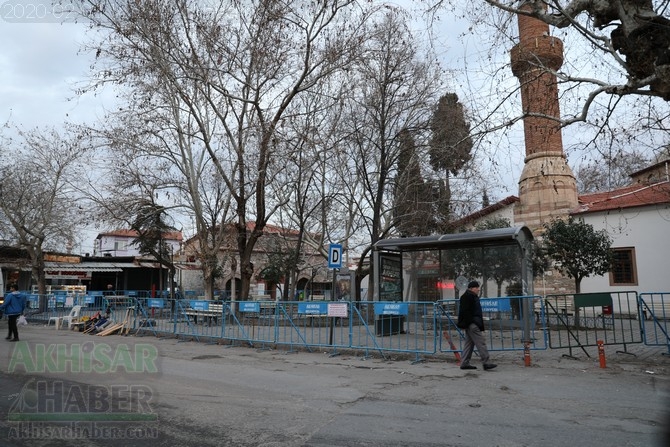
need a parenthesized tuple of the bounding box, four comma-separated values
(371, 226, 535, 338)
(372, 226, 535, 303)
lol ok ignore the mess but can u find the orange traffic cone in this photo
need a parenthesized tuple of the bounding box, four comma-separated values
(443, 331, 462, 364)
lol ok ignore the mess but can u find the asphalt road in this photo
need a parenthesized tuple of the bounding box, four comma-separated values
(1, 323, 668, 446)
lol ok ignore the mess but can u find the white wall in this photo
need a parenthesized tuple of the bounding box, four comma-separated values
(96, 236, 180, 257)
(579, 205, 670, 294)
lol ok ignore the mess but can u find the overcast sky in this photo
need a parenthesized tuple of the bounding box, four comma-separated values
(0, 18, 115, 254)
(0, 20, 115, 131)
(0, 4, 525, 254)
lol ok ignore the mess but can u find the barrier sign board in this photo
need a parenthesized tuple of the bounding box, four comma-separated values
(148, 299, 164, 308)
(189, 300, 209, 311)
(239, 301, 261, 313)
(298, 302, 328, 315)
(374, 302, 409, 316)
(480, 299, 511, 313)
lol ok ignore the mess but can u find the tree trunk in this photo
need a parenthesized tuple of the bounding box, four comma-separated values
(240, 260, 254, 300)
(34, 267, 47, 313)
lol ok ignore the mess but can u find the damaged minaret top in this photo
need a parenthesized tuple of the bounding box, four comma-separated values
(510, 2, 578, 231)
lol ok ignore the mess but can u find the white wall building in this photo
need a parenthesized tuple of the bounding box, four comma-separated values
(93, 229, 182, 257)
(573, 179, 670, 294)
(450, 162, 670, 296)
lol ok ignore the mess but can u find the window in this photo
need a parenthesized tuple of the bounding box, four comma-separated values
(114, 241, 126, 252)
(609, 248, 637, 286)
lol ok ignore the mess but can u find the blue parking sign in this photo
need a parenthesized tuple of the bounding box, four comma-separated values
(328, 244, 342, 269)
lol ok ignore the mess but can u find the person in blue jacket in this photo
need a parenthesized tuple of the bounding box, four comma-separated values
(1, 284, 26, 342)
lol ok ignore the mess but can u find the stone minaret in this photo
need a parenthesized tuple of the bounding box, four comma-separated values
(510, 3, 578, 231)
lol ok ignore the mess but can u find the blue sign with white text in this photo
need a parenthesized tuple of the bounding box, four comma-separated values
(373, 302, 409, 316)
(298, 302, 328, 315)
(480, 298, 512, 313)
(189, 300, 209, 311)
(148, 299, 164, 309)
(239, 301, 261, 313)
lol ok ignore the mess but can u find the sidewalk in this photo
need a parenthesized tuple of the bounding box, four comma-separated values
(1, 322, 669, 446)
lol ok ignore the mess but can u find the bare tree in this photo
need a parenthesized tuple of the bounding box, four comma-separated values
(80, 0, 378, 299)
(485, 0, 670, 104)
(338, 8, 446, 296)
(0, 126, 87, 308)
(424, 0, 670, 120)
(418, 1, 669, 196)
(81, 93, 235, 301)
(270, 87, 352, 299)
(576, 148, 651, 192)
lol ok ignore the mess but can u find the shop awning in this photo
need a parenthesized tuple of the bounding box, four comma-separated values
(24, 262, 139, 272)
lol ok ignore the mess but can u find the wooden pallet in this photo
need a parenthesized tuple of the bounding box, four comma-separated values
(96, 308, 133, 337)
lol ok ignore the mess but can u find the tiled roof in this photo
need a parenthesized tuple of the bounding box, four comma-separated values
(96, 229, 183, 241)
(572, 180, 670, 214)
(448, 196, 519, 229)
(182, 221, 316, 247)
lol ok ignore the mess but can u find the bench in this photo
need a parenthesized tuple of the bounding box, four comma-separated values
(249, 296, 277, 313)
(185, 304, 227, 325)
(536, 298, 574, 316)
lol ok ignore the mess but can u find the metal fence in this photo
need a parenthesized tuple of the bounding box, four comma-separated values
(543, 291, 643, 358)
(638, 293, 670, 354)
(23, 291, 670, 360)
(436, 296, 548, 358)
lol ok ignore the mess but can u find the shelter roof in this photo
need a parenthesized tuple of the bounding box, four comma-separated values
(374, 226, 533, 252)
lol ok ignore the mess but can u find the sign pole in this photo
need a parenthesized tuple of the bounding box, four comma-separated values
(329, 268, 337, 346)
(327, 243, 343, 346)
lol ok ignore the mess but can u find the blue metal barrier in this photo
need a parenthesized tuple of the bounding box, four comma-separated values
(132, 297, 174, 338)
(639, 293, 670, 354)
(349, 301, 436, 363)
(172, 299, 226, 342)
(222, 301, 274, 348)
(25, 291, 669, 361)
(436, 296, 547, 357)
(273, 301, 352, 355)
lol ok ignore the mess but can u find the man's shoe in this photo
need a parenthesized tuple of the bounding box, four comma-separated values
(5, 336, 11, 340)
(460, 364, 477, 370)
(483, 363, 497, 370)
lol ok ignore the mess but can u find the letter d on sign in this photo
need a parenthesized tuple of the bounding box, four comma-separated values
(328, 244, 342, 269)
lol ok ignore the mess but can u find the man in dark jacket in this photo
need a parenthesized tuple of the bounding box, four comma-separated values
(0, 284, 26, 342)
(457, 281, 496, 370)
